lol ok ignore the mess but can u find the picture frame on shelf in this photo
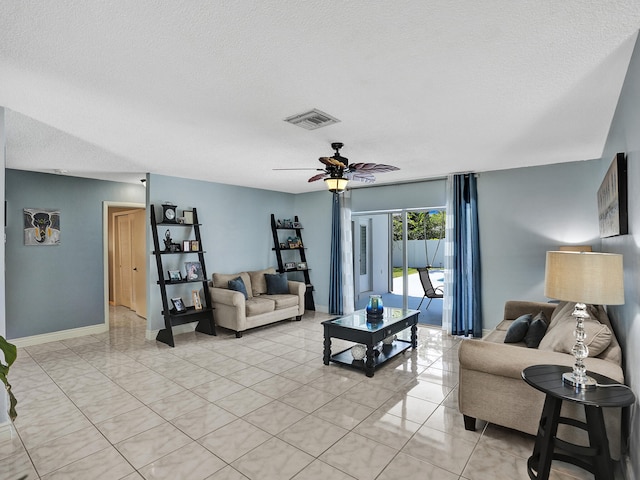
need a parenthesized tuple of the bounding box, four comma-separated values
(171, 297, 187, 313)
(285, 262, 296, 270)
(168, 270, 182, 282)
(192, 290, 203, 310)
(185, 261, 204, 281)
(190, 240, 200, 251)
(182, 240, 191, 252)
(183, 210, 194, 225)
(287, 236, 302, 248)
(297, 262, 307, 270)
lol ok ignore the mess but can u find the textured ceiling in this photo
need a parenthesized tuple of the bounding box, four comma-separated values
(1, 1, 639, 193)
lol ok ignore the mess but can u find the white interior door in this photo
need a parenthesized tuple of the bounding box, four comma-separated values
(132, 209, 147, 318)
(116, 215, 133, 309)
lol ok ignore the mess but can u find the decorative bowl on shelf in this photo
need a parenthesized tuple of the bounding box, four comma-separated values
(351, 344, 366, 361)
(382, 334, 397, 345)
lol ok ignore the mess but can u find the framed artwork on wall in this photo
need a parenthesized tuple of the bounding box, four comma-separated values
(597, 152, 628, 238)
(24, 208, 61, 245)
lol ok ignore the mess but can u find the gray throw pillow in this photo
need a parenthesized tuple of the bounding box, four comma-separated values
(228, 276, 249, 299)
(524, 311, 548, 348)
(265, 273, 289, 295)
(504, 314, 533, 343)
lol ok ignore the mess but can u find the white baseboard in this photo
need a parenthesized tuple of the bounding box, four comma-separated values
(9, 324, 108, 348)
(0, 421, 13, 442)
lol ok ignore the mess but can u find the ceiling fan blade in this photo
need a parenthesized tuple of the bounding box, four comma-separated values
(349, 162, 400, 173)
(319, 157, 346, 168)
(308, 172, 328, 182)
(345, 171, 376, 183)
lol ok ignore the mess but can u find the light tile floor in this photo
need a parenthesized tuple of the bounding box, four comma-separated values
(0, 307, 603, 479)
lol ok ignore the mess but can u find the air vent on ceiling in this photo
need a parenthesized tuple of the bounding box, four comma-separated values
(284, 109, 340, 130)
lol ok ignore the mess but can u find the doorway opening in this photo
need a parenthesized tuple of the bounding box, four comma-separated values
(103, 202, 147, 330)
(353, 207, 445, 326)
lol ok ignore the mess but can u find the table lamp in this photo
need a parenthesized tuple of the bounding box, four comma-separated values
(544, 251, 624, 389)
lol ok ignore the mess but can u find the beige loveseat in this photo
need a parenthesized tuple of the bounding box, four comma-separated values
(210, 268, 305, 338)
(458, 300, 625, 458)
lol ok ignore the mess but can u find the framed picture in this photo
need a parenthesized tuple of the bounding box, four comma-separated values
(185, 261, 204, 281)
(292, 221, 302, 228)
(168, 270, 182, 282)
(183, 210, 194, 225)
(597, 152, 628, 238)
(171, 297, 187, 313)
(24, 208, 61, 245)
(287, 236, 302, 248)
(190, 240, 200, 251)
(192, 290, 203, 310)
(285, 262, 296, 270)
(182, 240, 191, 252)
(297, 262, 307, 270)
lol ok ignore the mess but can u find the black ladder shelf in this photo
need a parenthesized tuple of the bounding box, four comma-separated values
(270, 214, 315, 310)
(151, 205, 216, 347)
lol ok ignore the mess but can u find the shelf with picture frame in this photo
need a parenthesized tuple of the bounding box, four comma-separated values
(151, 205, 216, 347)
(270, 213, 315, 310)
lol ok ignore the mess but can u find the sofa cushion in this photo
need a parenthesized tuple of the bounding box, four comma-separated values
(504, 314, 532, 343)
(539, 315, 612, 357)
(523, 311, 548, 348)
(268, 294, 299, 309)
(248, 268, 277, 296)
(265, 273, 289, 295)
(245, 297, 276, 316)
(212, 272, 253, 298)
(228, 277, 249, 299)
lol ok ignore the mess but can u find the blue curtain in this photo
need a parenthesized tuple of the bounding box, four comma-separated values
(328, 193, 343, 315)
(451, 174, 482, 336)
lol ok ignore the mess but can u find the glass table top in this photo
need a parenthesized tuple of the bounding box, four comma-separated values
(327, 307, 419, 332)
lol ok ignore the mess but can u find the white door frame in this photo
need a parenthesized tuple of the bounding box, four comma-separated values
(103, 201, 146, 330)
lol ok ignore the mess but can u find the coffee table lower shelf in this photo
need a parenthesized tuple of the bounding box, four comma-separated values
(329, 340, 413, 372)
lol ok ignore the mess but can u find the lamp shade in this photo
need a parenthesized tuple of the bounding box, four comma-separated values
(544, 251, 624, 305)
(558, 245, 592, 252)
(325, 177, 348, 193)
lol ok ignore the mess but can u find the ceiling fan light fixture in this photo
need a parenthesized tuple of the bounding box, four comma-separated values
(325, 177, 348, 193)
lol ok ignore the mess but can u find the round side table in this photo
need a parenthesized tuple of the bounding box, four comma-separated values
(522, 364, 635, 480)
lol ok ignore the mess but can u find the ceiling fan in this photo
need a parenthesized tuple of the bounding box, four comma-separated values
(277, 142, 400, 192)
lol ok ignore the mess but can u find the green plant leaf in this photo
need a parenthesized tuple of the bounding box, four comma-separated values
(0, 336, 17, 367)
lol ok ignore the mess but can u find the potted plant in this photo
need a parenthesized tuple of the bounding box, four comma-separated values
(0, 335, 17, 421)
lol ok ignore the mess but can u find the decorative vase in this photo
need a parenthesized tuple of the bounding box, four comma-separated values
(366, 294, 384, 320)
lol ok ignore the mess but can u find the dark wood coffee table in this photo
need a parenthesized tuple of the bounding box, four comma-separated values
(322, 308, 419, 377)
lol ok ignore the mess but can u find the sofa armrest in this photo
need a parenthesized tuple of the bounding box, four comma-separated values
(458, 339, 624, 383)
(288, 280, 305, 314)
(503, 300, 557, 322)
(210, 287, 245, 307)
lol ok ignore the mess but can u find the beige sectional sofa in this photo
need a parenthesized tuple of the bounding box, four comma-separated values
(458, 300, 625, 458)
(209, 268, 305, 337)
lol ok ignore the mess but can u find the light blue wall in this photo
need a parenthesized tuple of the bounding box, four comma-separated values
(146, 174, 295, 330)
(5, 170, 145, 339)
(599, 32, 640, 478)
(477, 160, 603, 329)
(292, 191, 333, 311)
